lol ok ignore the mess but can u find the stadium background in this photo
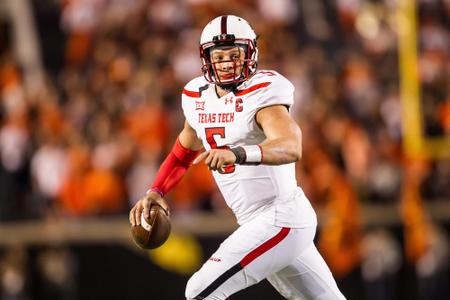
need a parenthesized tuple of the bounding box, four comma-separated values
(0, 0, 448, 299)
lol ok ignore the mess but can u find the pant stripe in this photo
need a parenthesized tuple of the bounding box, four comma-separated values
(195, 227, 291, 299)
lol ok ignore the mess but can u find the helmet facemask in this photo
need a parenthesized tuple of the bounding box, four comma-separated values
(200, 36, 258, 90)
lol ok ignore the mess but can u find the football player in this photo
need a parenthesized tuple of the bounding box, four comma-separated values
(130, 15, 345, 300)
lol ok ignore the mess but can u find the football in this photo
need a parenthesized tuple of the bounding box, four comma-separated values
(131, 205, 171, 249)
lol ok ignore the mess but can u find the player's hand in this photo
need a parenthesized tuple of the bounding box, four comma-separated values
(193, 149, 236, 171)
(129, 192, 170, 226)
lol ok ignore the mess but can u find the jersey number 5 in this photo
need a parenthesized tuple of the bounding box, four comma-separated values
(205, 127, 235, 174)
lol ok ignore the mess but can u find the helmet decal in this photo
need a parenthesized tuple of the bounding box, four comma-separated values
(221, 15, 227, 34)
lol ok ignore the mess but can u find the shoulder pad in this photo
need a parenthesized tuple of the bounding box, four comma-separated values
(182, 76, 209, 98)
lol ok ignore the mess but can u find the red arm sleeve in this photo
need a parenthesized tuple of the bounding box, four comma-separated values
(150, 138, 199, 197)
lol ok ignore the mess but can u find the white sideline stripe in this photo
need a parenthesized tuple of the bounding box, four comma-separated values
(0, 201, 448, 246)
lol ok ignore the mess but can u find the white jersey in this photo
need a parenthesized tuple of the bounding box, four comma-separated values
(181, 70, 317, 228)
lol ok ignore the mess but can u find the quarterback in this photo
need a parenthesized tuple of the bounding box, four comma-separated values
(130, 15, 345, 300)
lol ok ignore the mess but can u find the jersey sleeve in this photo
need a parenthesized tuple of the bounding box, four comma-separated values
(180, 93, 189, 120)
(253, 72, 295, 111)
(181, 78, 197, 112)
(180, 76, 205, 125)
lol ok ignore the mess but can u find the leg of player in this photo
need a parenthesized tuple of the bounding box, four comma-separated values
(185, 216, 318, 300)
(267, 243, 346, 300)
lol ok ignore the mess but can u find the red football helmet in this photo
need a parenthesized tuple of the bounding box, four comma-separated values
(199, 15, 258, 88)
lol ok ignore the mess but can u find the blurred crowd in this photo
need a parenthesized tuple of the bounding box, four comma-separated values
(0, 0, 447, 218)
(0, 0, 449, 298)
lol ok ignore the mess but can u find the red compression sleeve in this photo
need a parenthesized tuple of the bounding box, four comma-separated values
(151, 138, 199, 196)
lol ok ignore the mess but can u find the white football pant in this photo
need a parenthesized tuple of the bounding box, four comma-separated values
(185, 215, 346, 300)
